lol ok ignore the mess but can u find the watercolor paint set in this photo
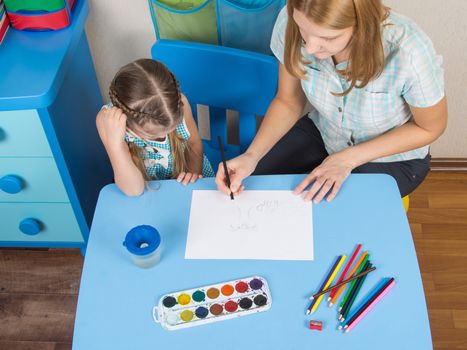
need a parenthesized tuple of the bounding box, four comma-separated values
(153, 276, 272, 330)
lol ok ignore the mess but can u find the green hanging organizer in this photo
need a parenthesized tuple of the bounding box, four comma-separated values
(148, 0, 285, 55)
(150, 0, 218, 45)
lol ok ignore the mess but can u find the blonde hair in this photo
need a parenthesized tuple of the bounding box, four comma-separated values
(109, 59, 191, 179)
(284, 0, 390, 96)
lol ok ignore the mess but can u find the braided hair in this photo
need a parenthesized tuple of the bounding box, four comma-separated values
(109, 59, 191, 179)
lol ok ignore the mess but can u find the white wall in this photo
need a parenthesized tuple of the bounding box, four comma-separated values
(85, 0, 156, 98)
(384, 0, 467, 157)
(85, 0, 467, 157)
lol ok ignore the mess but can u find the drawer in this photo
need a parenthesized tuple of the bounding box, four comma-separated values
(0, 157, 69, 202)
(0, 109, 52, 157)
(0, 203, 84, 243)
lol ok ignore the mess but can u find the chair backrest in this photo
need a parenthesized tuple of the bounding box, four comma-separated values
(151, 39, 278, 166)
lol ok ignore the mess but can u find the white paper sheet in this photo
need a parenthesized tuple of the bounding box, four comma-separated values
(185, 190, 313, 260)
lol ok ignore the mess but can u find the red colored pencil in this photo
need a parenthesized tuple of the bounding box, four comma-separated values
(328, 244, 362, 302)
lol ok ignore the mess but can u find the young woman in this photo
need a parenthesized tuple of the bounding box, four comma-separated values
(216, 0, 447, 202)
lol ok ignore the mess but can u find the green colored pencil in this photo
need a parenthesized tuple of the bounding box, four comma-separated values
(339, 253, 369, 312)
(341, 261, 372, 321)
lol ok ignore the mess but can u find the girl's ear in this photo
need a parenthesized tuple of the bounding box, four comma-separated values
(180, 93, 189, 107)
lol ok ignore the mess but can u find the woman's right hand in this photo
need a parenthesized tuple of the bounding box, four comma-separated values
(96, 106, 127, 151)
(215, 152, 259, 196)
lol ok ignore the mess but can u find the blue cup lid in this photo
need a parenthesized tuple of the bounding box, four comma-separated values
(123, 225, 161, 256)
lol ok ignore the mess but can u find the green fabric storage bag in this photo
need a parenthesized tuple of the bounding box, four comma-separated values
(150, 0, 218, 45)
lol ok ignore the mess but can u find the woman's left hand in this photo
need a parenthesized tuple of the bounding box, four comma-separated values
(177, 172, 203, 186)
(293, 151, 356, 203)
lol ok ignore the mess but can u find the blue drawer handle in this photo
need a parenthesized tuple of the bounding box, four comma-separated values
(0, 175, 24, 194)
(19, 218, 42, 236)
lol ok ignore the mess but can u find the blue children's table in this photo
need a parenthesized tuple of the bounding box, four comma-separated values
(73, 174, 433, 350)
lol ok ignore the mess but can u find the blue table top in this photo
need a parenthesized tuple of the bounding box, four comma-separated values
(0, 0, 88, 111)
(73, 174, 432, 350)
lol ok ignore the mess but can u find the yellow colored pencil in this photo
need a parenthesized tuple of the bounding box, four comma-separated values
(329, 251, 368, 307)
(310, 255, 346, 314)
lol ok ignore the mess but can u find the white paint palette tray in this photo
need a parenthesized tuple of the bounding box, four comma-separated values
(153, 276, 272, 330)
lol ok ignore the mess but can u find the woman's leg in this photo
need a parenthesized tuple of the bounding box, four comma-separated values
(352, 155, 431, 197)
(254, 116, 329, 175)
(253, 114, 430, 196)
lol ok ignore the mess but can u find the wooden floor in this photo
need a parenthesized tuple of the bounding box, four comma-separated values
(0, 172, 466, 350)
(408, 172, 467, 350)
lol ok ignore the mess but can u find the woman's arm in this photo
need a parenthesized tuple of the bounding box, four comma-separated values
(345, 97, 447, 166)
(96, 107, 146, 196)
(177, 94, 204, 185)
(216, 64, 308, 194)
(295, 97, 448, 202)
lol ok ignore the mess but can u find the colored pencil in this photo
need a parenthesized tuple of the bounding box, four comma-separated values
(340, 261, 372, 321)
(217, 136, 234, 200)
(310, 266, 376, 300)
(330, 250, 368, 307)
(310, 255, 346, 314)
(328, 244, 362, 302)
(306, 255, 345, 314)
(343, 277, 395, 328)
(340, 260, 371, 319)
(345, 279, 396, 333)
(340, 260, 371, 320)
(306, 256, 342, 314)
(340, 278, 392, 329)
(339, 253, 369, 312)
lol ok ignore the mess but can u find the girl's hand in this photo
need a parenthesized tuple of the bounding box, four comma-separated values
(293, 151, 356, 203)
(215, 152, 258, 196)
(96, 107, 127, 150)
(177, 172, 203, 186)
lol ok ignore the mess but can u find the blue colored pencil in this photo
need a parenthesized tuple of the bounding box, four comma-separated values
(338, 277, 391, 329)
(341, 278, 394, 329)
(344, 278, 396, 332)
(306, 255, 342, 315)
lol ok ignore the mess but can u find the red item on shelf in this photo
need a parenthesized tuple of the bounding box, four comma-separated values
(6, 0, 76, 31)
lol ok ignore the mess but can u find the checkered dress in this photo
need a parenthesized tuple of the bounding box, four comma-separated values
(124, 119, 214, 180)
(270, 8, 445, 162)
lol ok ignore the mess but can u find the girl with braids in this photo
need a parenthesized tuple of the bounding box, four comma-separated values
(96, 58, 214, 196)
(216, 0, 447, 202)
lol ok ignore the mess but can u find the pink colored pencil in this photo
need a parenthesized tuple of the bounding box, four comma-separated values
(328, 244, 362, 302)
(345, 280, 396, 333)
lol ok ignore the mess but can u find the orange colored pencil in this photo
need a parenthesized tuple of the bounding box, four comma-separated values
(328, 244, 362, 301)
(329, 251, 368, 307)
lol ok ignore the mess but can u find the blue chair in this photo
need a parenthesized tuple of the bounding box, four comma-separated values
(151, 39, 278, 168)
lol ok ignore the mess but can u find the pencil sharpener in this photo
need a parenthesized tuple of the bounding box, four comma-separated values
(309, 320, 323, 331)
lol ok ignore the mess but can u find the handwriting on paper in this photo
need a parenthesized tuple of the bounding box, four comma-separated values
(228, 200, 280, 232)
(186, 190, 314, 260)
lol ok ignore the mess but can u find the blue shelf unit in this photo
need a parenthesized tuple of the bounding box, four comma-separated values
(0, 0, 113, 254)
